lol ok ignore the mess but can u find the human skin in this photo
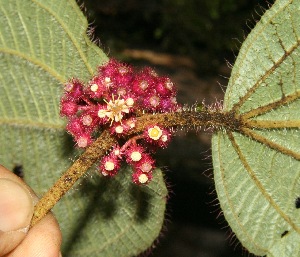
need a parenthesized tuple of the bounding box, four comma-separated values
(0, 165, 62, 257)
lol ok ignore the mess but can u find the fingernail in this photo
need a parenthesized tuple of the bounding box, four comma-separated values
(0, 178, 34, 232)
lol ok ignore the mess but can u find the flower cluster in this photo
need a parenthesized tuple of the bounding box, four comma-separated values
(60, 59, 180, 184)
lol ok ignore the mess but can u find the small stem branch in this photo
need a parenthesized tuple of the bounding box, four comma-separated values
(120, 134, 144, 151)
(30, 130, 117, 226)
(30, 110, 242, 227)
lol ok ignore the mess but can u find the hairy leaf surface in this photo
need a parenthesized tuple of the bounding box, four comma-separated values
(0, 0, 167, 256)
(212, 0, 300, 256)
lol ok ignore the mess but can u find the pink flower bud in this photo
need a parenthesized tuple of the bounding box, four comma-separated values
(60, 99, 78, 117)
(155, 77, 175, 97)
(64, 79, 84, 99)
(76, 134, 92, 148)
(81, 115, 93, 126)
(134, 154, 155, 173)
(132, 170, 152, 185)
(66, 118, 84, 136)
(99, 154, 121, 177)
(87, 76, 106, 98)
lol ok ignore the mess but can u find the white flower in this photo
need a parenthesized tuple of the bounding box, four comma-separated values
(90, 84, 98, 92)
(161, 135, 168, 142)
(138, 174, 149, 184)
(104, 77, 111, 83)
(115, 125, 124, 134)
(125, 98, 134, 107)
(130, 151, 142, 162)
(104, 161, 115, 171)
(97, 109, 107, 118)
(97, 95, 133, 124)
(106, 98, 129, 122)
(148, 126, 163, 140)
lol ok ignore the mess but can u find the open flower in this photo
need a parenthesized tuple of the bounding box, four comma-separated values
(144, 125, 171, 148)
(125, 145, 145, 164)
(101, 95, 134, 124)
(99, 154, 121, 177)
(147, 125, 163, 140)
(132, 170, 152, 185)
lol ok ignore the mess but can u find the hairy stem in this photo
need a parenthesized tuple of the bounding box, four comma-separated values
(30, 129, 117, 226)
(30, 109, 242, 226)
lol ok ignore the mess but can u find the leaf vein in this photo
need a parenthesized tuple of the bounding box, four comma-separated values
(0, 48, 64, 82)
(16, 2, 35, 56)
(0, 118, 65, 131)
(241, 127, 300, 161)
(228, 131, 300, 234)
(217, 132, 269, 253)
(31, 0, 94, 75)
(233, 39, 300, 112)
(232, 0, 295, 112)
(241, 90, 300, 119)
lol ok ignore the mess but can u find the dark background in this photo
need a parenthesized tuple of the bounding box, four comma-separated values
(80, 1, 274, 256)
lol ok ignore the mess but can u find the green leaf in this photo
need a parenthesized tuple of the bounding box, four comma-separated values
(212, 0, 300, 256)
(0, 0, 167, 256)
(59, 169, 167, 256)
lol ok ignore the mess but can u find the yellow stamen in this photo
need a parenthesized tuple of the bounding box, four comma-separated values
(148, 126, 162, 140)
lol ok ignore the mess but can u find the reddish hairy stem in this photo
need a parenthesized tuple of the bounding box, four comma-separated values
(30, 110, 242, 226)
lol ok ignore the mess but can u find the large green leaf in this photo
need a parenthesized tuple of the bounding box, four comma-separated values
(0, 0, 167, 256)
(212, 0, 300, 256)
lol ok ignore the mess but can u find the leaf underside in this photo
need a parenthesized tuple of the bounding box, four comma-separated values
(0, 0, 167, 256)
(212, 0, 300, 256)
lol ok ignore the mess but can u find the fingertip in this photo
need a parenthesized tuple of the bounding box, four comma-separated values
(0, 230, 26, 256)
(0, 165, 62, 256)
(8, 213, 62, 257)
(0, 165, 35, 256)
(0, 179, 34, 232)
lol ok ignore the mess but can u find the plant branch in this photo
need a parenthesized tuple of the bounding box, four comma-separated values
(30, 109, 243, 226)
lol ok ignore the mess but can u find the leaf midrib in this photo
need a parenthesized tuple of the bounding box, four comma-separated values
(31, 0, 94, 76)
(0, 0, 96, 83)
(233, 37, 300, 113)
(0, 48, 64, 82)
(228, 0, 294, 111)
(0, 118, 65, 130)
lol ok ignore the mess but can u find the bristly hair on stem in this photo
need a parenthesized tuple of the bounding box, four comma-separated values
(30, 107, 245, 227)
(30, 59, 247, 227)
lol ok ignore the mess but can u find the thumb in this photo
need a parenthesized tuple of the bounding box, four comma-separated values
(0, 167, 34, 256)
